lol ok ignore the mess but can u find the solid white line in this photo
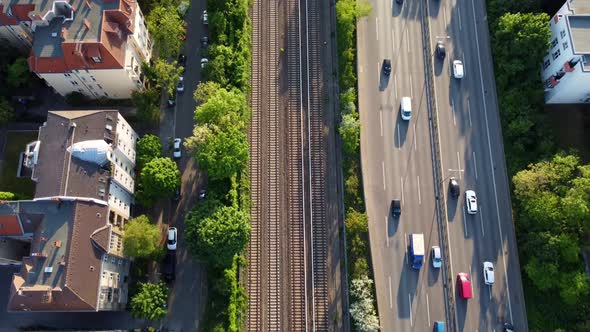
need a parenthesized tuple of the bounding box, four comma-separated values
(386, 216, 389, 247)
(389, 276, 393, 308)
(467, 97, 472, 127)
(394, 74, 398, 99)
(452, 100, 456, 126)
(427, 293, 431, 325)
(457, 151, 462, 180)
(382, 161, 386, 191)
(401, 177, 405, 206)
(406, 29, 410, 53)
(408, 293, 413, 326)
(413, 123, 417, 151)
(473, 151, 478, 180)
(480, 206, 485, 237)
(380, 110, 384, 137)
(409, 75, 413, 99)
(417, 175, 422, 205)
(463, 204, 468, 237)
(443, 6, 448, 26)
(376, 17, 379, 41)
(472, 0, 513, 322)
(458, 6, 463, 31)
(397, 123, 401, 149)
(470, 264, 475, 301)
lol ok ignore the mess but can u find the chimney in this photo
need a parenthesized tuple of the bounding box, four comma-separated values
(83, 19, 91, 30)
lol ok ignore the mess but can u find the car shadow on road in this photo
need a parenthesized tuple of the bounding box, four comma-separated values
(434, 57, 445, 76)
(446, 194, 458, 221)
(379, 73, 391, 91)
(394, 112, 409, 147)
(396, 254, 418, 320)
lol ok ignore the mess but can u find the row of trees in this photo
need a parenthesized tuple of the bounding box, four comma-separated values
(182, 0, 252, 329)
(135, 134, 180, 205)
(487, 0, 590, 329)
(0, 44, 37, 125)
(335, 0, 379, 331)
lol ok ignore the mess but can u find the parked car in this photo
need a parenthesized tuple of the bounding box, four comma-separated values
(173, 185, 181, 201)
(483, 261, 495, 285)
(391, 199, 401, 218)
(202, 10, 208, 25)
(503, 323, 515, 332)
(431, 246, 442, 268)
(453, 60, 464, 79)
(383, 59, 392, 76)
(173, 138, 182, 159)
(449, 177, 460, 199)
(457, 272, 472, 299)
(167, 227, 177, 250)
(198, 189, 207, 200)
(201, 58, 209, 68)
(176, 76, 184, 92)
(162, 251, 176, 281)
(167, 91, 177, 108)
(436, 41, 446, 59)
(201, 36, 209, 48)
(178, 53, 186, 67)
(465, 190, 478, 214)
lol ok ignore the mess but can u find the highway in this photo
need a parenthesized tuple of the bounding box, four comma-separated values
(358, 0, 529, 331)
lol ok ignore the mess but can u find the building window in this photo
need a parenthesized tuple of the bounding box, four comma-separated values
(551, 38, 558, 48)
(560, 30, 566, 39)
(78, 88, 84, 93)
(64, 73, 71, 77)
(563, 41, 569, 50)
(81, 77, 86, 81)
(543, 58, 551, 69)
(92, 56, 102, 63)
(70, 81, 78, 86)
(91, 76, 96, 81)
(552, 49, 561, 60)
(104, 92, 109, 97)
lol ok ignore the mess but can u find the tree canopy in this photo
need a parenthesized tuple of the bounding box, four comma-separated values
(136, 134, 162, 169)
(6, 58, 31, 89)
(152, 59, 184, 95)
(146, 6, 185, 59)
(123, 215, 160, 258)
(185, 204, 250, 268)
(132, 89, 161, 125)
(139, 157, 180, 200)
(130, 281, 169, 320)
(0, 97, 14, 125)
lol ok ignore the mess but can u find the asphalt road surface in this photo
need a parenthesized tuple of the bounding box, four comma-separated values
(358, 0, 528, 331)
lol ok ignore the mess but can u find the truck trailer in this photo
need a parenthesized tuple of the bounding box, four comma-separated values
(409, 233, 425, 269)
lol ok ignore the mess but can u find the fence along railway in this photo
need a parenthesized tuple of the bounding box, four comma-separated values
(247, 0, 329, 327)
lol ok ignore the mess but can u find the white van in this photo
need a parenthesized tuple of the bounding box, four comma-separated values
(401, 96, 412, 121)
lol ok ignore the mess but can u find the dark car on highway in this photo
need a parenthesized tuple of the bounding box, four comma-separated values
(449, 177, 460, 199)
(391, 199, 401, 218)
(436, 41, 446, 59)
(383, 59, 392, 76)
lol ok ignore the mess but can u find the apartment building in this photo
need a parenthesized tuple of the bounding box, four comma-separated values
(0, 109, 139, 311)
(542, 0, 590, 104)
(0, 0, 152, 99)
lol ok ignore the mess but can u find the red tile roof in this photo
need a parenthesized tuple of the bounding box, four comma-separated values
(0, 215, 23, 236)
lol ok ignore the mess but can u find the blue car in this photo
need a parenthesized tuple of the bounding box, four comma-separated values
(434, 321, 445, 332)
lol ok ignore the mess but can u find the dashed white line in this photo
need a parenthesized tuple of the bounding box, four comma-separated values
(463, 204, 468, 237)
(473, 151, 478, 179)
(401, 176, 405, 206)
(452, 100, 456, 126)
(380, 110, 384, 137)
(385, 216, 389, 247)
(408, 293, 413, 326)
(394, 74, 399, 99)
(388, 275, 393, 308)
(376, 17, 379, 41)
(480, 206, 485, 237)
(413, 123, 417, 151)
(489, 284, 492, 301)
(458, 6, 463, 30)
(457, 151, 462, 180)
(406, 29, 410, 53)
(427, 293, 431, 326)
(472, 0, 514, 321)
(392, 29, 396, 56)
(417, 175, 422, 205)
(382, 161, 386, 191)
(409, 75, 413, 98)
(467, 97, 472, 127)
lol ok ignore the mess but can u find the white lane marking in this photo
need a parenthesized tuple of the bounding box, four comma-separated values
(394, 74, 398, 99)
(427, 293, 431, 326)
(413, 123, 417, 151)
(386, 216, 390, 247)
(470, 264, 475, 301)
(452, 100, 456, 126)
(397, 123, 401, 149)
(457, 151, 462, 180)
(417, 175, 422, 205)
(382, 161, 386, 191)
(409, 75, 413, 99)
(389, 275, 393, 308)
(376, 17, 379, 41)
(473, 151, 478, 180)
(406, 29, 410, 53)
(401, 177, 405, 206)
(408, 293, 413, 326)
(404, 232, 408, 263)
(463, 204, 468, 237)
(392, 28, 396, 58)
(380, 110, 384, 137)
(467, 97, 472, 127)
(472, 0, 513, 322)
(458, 6, 462, 31)
(480, 206, 485, 237)
(443, 6, 448, 26)
(377, 62, 381, 86)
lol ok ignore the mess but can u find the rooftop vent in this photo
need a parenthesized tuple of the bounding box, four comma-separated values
(51, 32, 58, 38)
(44, 266, 53, 273)
(105, 124, 113, 131)
(89, 266, 95, 271)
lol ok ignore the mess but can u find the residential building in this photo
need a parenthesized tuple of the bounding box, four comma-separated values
(542, 0, 590, 104)
(0, 0, 152, 99)
(0, 110, 139, 311)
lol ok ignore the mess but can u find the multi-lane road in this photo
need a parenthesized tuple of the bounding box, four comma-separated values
(358, 0, 528, 331)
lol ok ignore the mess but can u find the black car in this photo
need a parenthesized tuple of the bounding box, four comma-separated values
(178, 53, 186, 66)
(201, 36, 209, 48)
(449, 177, 460, 199)
(391, 199, 401, 218)
(167, 91, 176, 108)
(436, 41, 446, 59)
(162, 251, 176, 282)
(396, 0, 403, 3)
(383, 59, 392, 76)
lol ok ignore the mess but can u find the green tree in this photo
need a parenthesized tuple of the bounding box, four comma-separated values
(0, 97, 14, 125)
(136, 134, 162, 169)
(349, 275, 380, 332)
(130, 281, 169, 320)
(152, 59, 184, 95)
(132, 89, 160, 124)
(6, 58, 31, 89)
(185, 205, 250, 268)
(140, 157, 180, 200)
(0, 192, 16, 200)
(147, 6, 185, 58)
(123, 215, 160, 258)
(340, 112, 360, 156)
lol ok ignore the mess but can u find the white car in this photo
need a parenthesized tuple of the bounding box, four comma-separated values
(167, 227, 177, 250)
(431, 246, 442, 269)
(453, 60, 464, 79)
(176, 76, 184, 92)
(465, 190, 478, 214)
(201, 58, 209, 69)
(173, 138, 182, 159)
(202, 10, 208, 25)
(483, 261, 495, 285)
